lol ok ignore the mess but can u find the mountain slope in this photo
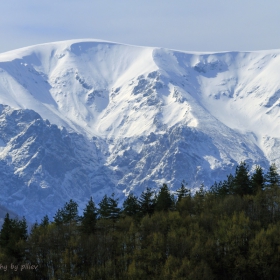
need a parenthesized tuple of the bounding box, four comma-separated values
(0, 39, 279, 220)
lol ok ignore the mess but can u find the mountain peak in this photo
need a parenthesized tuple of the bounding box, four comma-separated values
(0, 40, 279, 221)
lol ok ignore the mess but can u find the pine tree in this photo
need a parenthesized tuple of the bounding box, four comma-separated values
(193, 184, 206, 214)
(176, 182, 190, 202)
(155, 183, 174, 212)
(108, 193, 121, 220)
(16, 216, 28, 241)
(40, 215, 49, 227)
(251, 165, 265, 194)
(0, 214, 28, 262)
(54, 199, 79, 225)
(265, 163, 280, 187)
(211, 174, 235, 196)
(233, 161, 252, 196)
(139, 187, 155, 217)
(63, 199, 79, 223)
(98, 193, 121, 220)
(30, 220, 39, 235)
(225, 173, 235, 195)
(122, 193, 140, 217)
(98, 194, 111, 219)
(80, 197, 97, 235)
(210, 181, 223, 196)
(54, 208, 64, 225)
(0, 213, 12, 249)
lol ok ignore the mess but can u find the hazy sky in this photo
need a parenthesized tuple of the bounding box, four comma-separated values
(1, 0, 280, 53)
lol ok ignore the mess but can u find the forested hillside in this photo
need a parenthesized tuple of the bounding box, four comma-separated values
(1, 162, 280, 279)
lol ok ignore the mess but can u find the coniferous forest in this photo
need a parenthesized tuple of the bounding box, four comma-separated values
(1, 162, 280, 279)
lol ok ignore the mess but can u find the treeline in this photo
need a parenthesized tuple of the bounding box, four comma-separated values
(1, 162, 280, 279)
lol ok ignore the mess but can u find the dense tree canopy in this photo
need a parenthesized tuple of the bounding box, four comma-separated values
(0, 162, 279, 279)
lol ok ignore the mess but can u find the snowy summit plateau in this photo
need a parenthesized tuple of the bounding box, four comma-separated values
(0, 39, 279, 221)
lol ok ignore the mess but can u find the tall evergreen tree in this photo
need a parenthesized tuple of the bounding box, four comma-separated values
(98, 194, 111, 219)
(265, 163, 280, 187)
(224, 173, 235, 195)
(108, 193, 121, 220)
(139, 187, 155, 217)
(211, 174, 235, 196)
(54, 199, 79, 225)
(30, 220, 39, 235)
(80, 197, 97, 235)
(176, 182, 190, 202)
(0, 214, 28, 262)
(53, 208, 64, 225)
(98, 193, 121, 220)
(63, 199, 79, 223)
(122, 193, 140, 217)
(233, 161, 251, 196)
(251, 165, 265, 194)
(193, 184, 206, 214)
(0, 213, 12, 249)
(40, 215, 49, 227)
(155, 183, 174, 212)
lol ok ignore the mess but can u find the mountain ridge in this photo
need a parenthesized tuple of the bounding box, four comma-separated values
(0, 39, 279, 221)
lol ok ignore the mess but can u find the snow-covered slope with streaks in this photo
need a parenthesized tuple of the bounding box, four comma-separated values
(0, 39, 279, 221)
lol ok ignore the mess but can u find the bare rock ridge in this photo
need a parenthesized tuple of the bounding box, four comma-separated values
(0, 39, 279, 221)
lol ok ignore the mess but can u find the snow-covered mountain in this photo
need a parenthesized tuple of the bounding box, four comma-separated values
(0, 39, 279, 221)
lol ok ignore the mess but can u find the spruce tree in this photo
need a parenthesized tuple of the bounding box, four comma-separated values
(18, 216, 28, 241)
(63, 199, 79, 223)
(54, 208, 64, 225)
(54, 199, 79, 225)
(0, 214, 28, 261)
(193, 184, 206, 214)
(155, 183, 174, 212)
(98, 193, 121, 220)
(211, 174, 235, 196)
(251, 165, 265, 194)
(122, 193, 140, 217)
(108, 193, 121, 220)
(98, 194, 111, 219)
(210, 181, 224, 196)
(80, 197, 97, 235)
(265, 163, 280, 187)
(233, 161, 251, 196)
(41, 215, 49, 227)
(0, 213, 12, 249)
(176, 183, 190, 202)
(31, 220, 39, 235)
(224, 173, 235, 195)
(139, 187, 155, 217)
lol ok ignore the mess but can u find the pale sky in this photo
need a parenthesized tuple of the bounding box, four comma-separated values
(1, 0, 280, 53)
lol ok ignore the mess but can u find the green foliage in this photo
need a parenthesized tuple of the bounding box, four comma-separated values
(233, 161, 251, 196)
(155, 183, 174, 212)
(40, 215, 49, 228)
(249, 222, 280, 278)
(122, 193, 140, 217)
(193, 184, 206, 215)
(54, 199, 79, 225)
(139, 187, 155, 217)
(98, 193, 121, 220)
(265, 163, 280, 187)
(0, 214, 28, 262)
(251, 165, 265, 194)
(210, 174, 235, 196)
(1, 160, 280, 279)
(175, 182, 190, 202)
(80, 197, 97, 235)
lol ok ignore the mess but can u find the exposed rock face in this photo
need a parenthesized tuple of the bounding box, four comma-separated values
(0, 105, 103, 220)
(0, 40, 279, 221)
